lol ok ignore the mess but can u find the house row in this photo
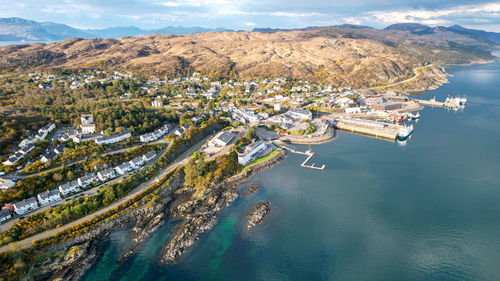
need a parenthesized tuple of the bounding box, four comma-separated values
(2, 143, 35, 166)
(95, 130, 132, 145)
(139, 124, 169, 143)
(4, 123, 56, 166)
(114, 151, 156, 175)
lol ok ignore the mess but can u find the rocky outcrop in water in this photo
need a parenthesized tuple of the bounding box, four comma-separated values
(246, 202, 271, 229)
(241, 184, 259, 196)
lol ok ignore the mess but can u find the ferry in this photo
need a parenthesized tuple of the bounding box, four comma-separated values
(408, 112, 420, 120)
(398, 124, 414, 140)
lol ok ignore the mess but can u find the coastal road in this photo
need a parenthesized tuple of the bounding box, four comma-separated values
(0, 134, 215, 253)
(366, 65, 431, 90)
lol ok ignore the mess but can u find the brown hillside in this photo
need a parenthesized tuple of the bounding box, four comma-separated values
(0, 28, 466, 86)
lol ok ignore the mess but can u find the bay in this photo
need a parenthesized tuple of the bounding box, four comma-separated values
(83, 61, 500, 281)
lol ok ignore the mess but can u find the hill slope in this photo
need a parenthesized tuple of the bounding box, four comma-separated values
(0, 28, 496, 87)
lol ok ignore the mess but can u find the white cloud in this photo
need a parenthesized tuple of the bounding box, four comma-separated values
(245, 21, 256, 26)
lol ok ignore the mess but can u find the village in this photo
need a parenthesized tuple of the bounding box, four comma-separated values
(0, 69, 467, 225)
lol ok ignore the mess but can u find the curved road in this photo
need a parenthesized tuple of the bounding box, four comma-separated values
(0, 134, 214, 253)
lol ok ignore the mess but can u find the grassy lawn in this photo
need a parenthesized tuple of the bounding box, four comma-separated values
(242, 149, 282, 173)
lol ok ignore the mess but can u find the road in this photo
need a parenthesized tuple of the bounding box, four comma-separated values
(0, 134, 215, 253)
(366, 65, 431, 90)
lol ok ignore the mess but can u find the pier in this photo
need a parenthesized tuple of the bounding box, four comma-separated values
(333, 118, 401, 141)
(280, 145, 326, 170)
(415, 99, 445, 107)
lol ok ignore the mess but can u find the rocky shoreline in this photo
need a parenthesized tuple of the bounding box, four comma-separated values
(246, 202, 271, 229)
(160, 149, 287, 264)
(23, 148, 287, 279)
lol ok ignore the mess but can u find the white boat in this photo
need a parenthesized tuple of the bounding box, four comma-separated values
(398, 125, 414, 140)
(408, 112, 420, 119)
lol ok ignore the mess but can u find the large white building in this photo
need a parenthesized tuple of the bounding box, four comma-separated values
(287, 108, 312, 120)
(77, 173, 98, 187)
(238, 141, 267, 165)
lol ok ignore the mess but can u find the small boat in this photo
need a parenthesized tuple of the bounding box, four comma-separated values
(408, 112, 420, 119)
(398, 125, 414, 140)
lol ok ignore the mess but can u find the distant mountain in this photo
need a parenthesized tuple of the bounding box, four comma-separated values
(85, 26, 145, 38)
(0, 17, 232, 41)
(448, 25, 500, 45)
(333, 24, 373, 29)
(149, 26, 232, 35)
(0, 17, 91, 41)
(384, 23, 433, 35)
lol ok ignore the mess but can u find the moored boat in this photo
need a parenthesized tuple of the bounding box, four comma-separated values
(398, 124, 414, 140)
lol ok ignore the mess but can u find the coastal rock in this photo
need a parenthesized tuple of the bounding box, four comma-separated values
(246, 202, 271, 229)
(241, 184, 259, 196)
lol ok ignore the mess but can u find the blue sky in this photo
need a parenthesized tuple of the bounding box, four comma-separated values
(1, 0, 500, 31)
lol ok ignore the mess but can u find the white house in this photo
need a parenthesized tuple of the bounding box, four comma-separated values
(0, 210, 11, 223)
(37, 189, 62, 206)
(81, 124, 96, 134)
(20, 144, 35, 155)
(115, 162, 133, 175)
(129, 156, 145, 169)
(238, 141, 267, 165)
(95, 130, 131, 145)
(59, 180, 81, 196)
(19, 136, 36, 148)
(140, 132, 157, 143)
(97, 168, 116, 182)
(77, 173, 98, 187)
(0, 178, 15, 190)
(13, 197, 39, 215)
(142, 151, 156, 162)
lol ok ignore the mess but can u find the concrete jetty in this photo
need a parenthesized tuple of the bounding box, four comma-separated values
(280, 145, 326, 170)
(333, 118, 400, 141)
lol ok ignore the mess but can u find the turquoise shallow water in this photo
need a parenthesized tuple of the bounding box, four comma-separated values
(83, 61, 500, 281)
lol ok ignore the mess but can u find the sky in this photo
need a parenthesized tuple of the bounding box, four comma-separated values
(1, 0, 499, 32)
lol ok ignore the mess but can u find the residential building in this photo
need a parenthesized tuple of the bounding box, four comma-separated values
(0, 178, 15, 190)
(20, 144, 35, 155)
(58, 180, 81, 196)
(0, 210, 11, 223)
(54, 144, 66, 155)
(77, 173, 98, 187)
(238, 141, 267, 165)
(19, 136, 36, 147)
(95, 130, 131, 145)
(345, 107, 362, 114)
(81, 123, 96, 134)
(81, 114, 94, 125)
(97, 168, 116, 182)
(142, 151, 156, 162)
(115, 162, 133, 175)
(40, 151, 56, 163)
(72, 132, 102, 143)
(37, 189, 62, 206)
(140, 132, 157, 143)
(13, 197, 39, 215)
(129, 156, 145, 169)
